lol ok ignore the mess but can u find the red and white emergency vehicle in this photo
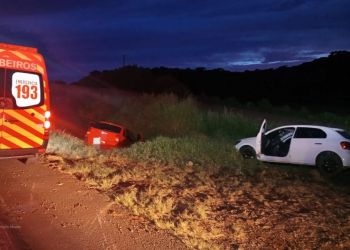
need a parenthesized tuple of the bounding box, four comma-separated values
(0, 43, 51, 162)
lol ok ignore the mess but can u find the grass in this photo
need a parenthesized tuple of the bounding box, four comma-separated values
(46, 133, 348, 249)
(102, 93, 259, 140)
(46, 90, 350, 249)
(116, 136, 240, 167)
(46, 132, 258, 248)
(46, 131, 99, 159)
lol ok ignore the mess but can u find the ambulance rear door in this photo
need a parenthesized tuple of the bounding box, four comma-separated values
(2, 69, 45, 149)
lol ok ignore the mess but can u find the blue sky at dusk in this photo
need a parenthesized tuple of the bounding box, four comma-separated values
(1, 0, 349, 81)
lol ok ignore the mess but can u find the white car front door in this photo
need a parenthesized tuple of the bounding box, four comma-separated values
(256, 119, 267, 157)
(258, 126, 296, 164)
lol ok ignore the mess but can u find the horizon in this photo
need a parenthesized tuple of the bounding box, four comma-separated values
(63, 50, 348, 84)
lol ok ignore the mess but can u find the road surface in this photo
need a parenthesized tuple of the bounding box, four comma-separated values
(0, 159, 187, 250)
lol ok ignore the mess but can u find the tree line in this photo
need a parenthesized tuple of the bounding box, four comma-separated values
(73, 51, 350, 112)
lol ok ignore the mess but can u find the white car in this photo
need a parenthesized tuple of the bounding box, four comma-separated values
(234, 119, 350, 175)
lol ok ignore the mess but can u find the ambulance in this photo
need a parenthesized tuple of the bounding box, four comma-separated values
(0, 43, 51, 163)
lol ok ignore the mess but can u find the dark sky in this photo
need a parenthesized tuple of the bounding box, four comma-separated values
(1, 0, 349, 82)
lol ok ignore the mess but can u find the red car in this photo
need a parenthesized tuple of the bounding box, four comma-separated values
(85, 121, 142, 149)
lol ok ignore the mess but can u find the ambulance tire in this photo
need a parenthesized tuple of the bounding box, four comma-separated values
(26, 157, 38, 165)
(18, 156, 38, 165)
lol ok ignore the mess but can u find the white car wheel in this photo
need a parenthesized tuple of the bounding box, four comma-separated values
(316, 151, 343, 177)
(239, 146, 256, 159)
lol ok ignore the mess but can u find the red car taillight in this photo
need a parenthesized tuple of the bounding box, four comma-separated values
(340, 141, 350, 150)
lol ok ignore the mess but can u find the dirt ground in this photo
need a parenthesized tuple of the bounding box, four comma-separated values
(0, 158, 187, 250)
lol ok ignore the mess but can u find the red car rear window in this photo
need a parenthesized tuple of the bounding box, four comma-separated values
(91, 122, 122, 133)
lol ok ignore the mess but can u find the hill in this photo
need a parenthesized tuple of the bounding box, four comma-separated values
(73, 51, 350, 112)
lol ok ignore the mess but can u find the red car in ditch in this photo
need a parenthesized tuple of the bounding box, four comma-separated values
(85, 121, 143, 149)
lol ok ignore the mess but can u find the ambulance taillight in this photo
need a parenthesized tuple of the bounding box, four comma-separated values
(44, 111, 51, 129)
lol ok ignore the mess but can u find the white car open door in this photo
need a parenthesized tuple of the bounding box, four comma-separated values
(256, 119, 267, 156)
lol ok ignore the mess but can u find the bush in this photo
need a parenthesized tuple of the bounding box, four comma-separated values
(107, 94, 259, 140)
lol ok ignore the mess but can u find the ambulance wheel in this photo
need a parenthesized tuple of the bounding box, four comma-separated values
(18, 156, 38, 165)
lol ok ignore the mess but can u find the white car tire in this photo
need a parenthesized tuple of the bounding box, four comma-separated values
(316, 151, 343, 177)
(239, 146, 256, 159)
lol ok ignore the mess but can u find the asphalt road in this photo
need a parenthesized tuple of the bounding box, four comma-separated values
(0, 159, 187, 250)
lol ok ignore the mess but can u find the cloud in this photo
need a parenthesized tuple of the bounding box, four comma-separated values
(0, 0, 105, 15)
(0, 0, 349, 81)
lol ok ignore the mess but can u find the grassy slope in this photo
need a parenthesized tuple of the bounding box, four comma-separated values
(46, 84, 350, 249)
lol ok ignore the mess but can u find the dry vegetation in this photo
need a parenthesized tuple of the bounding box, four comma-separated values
(45, 84, 350, 249)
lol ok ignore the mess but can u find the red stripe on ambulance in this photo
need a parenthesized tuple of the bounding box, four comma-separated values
(1, 126, 41, 148)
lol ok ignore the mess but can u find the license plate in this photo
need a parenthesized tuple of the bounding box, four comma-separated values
(93, 137, 101, 145)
